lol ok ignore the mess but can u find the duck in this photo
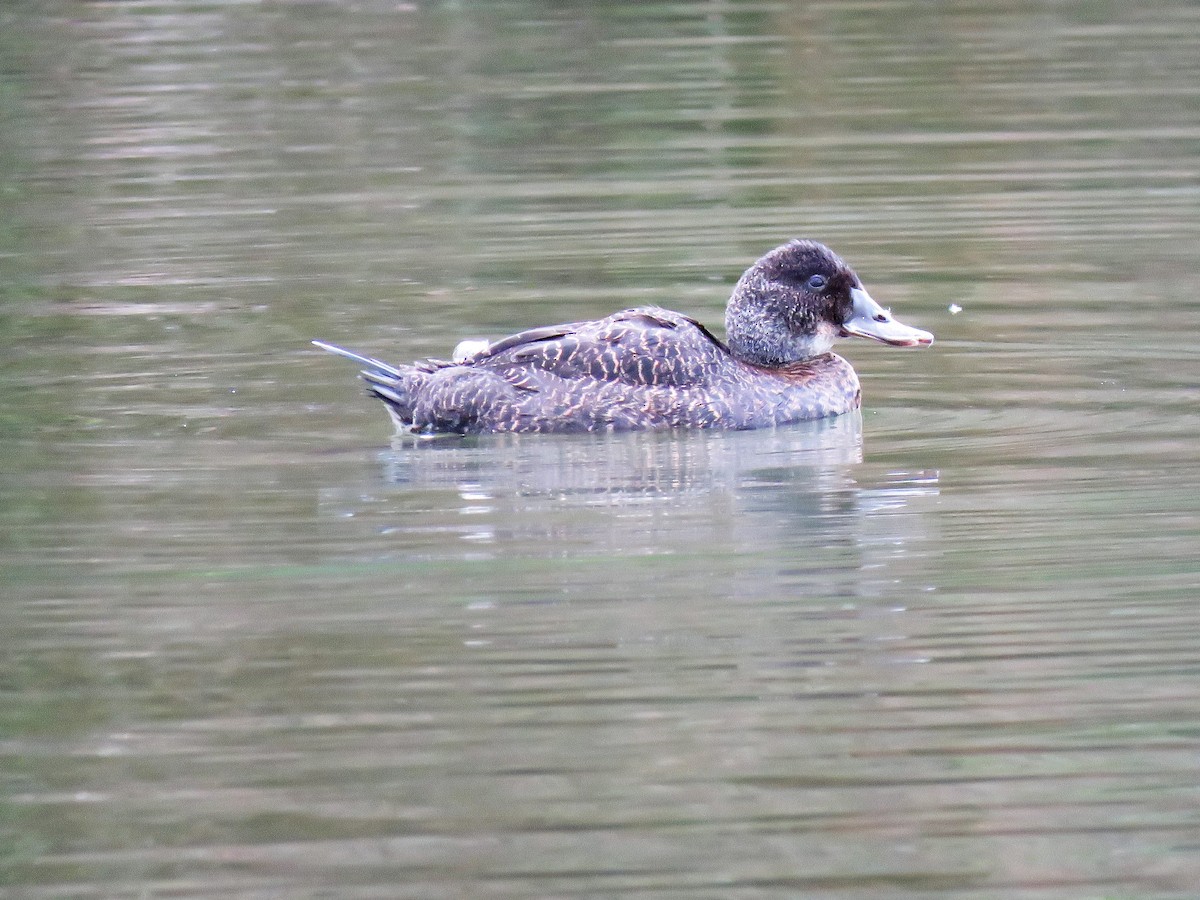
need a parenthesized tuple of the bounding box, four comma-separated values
(314, 239, 933, 434)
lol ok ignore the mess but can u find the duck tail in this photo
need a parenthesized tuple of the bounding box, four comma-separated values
(312, 340, 403, 378)
(313, 340, 423, 427)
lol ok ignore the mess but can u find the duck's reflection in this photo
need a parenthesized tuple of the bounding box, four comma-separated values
(383, 411, 864, 500)
(371, 412, 937, 585)
(323, 411, 942, 678)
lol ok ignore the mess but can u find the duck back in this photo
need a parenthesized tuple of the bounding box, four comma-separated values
(352, 306, 861, 433)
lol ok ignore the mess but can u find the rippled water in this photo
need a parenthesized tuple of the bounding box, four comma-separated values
(3, 1, 1199, 897)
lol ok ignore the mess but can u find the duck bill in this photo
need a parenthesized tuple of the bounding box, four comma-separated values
(841, 287, 934, 347)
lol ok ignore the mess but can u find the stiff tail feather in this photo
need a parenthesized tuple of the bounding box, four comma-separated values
(313, 339, 420, 429)
(311, 340, 404, 379)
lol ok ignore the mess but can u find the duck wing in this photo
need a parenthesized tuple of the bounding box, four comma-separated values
(471, 306, 732, 389)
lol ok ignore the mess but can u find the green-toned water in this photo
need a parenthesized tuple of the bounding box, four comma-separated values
(3, 2, 1199, 896)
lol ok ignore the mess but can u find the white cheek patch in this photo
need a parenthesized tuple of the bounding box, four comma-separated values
(789, 323, 836, 359)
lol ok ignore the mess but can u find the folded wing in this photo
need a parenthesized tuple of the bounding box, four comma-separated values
(468, 307, 732, 390)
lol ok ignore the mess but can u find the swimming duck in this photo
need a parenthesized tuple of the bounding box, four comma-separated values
(315, 240, 932, 434)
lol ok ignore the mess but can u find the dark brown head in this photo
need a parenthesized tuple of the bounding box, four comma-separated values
(724, 240, 933, 367)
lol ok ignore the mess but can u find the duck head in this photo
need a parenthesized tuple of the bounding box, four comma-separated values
(724, 240, 933, 367)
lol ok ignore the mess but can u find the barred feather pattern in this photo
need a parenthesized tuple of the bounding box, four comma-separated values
(356, 306, 861, 434)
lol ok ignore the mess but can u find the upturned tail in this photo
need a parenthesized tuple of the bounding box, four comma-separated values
(313, 339, 423, 428)
(312, 340, 403, 377)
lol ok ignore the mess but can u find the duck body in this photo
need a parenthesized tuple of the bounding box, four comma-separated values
(316, 240, 932, 434)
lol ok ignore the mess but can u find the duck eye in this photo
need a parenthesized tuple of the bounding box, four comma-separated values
(806, 274, 827, 291)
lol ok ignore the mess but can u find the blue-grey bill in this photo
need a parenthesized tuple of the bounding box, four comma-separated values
(842, 287, 934, 347)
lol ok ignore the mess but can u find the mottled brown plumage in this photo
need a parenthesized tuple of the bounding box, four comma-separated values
(315, 240, 932, 434)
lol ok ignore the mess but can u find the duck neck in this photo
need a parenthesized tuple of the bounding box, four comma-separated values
(725, 279, 833, 367)
(726, 327, 833, 368)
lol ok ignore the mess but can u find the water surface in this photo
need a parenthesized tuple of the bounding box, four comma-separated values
(2, 1, 1199, 897)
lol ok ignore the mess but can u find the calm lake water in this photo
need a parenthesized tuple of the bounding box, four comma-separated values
(3, 1, 1200, 897)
